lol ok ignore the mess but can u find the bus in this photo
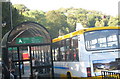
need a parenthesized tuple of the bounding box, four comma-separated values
(52, 26, 120, 78)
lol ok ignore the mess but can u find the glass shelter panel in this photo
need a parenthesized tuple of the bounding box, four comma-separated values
(7, 47, 31, 78)
(31, 46, 52, 76)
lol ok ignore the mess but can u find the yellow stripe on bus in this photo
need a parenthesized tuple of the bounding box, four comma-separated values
(52, 26, 120, 43)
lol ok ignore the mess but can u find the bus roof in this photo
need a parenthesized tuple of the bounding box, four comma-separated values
(52, 26, 120, 43)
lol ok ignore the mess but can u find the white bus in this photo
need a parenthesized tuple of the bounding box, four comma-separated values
(52, 27, 120, 78)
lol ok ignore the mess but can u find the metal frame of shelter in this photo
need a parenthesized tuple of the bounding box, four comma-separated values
(1, 22, 54, 79)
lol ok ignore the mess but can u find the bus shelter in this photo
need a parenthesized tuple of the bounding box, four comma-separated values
(1, 22, 54, 79)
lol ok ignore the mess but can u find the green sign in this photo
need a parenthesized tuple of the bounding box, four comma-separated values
(8, 47, 17, 51)
(16, 36, 44, 44)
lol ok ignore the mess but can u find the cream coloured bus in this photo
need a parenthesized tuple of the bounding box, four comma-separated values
(52, 27, 120, 78)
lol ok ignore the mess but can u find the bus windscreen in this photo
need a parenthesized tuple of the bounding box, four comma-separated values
(84, 29, 120, 50)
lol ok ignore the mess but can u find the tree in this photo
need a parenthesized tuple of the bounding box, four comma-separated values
(2, 2, 10, 35)
(13, 4, 30, 14)
(108, 16, 118, 26)
(45, 10, 69, 38)
(87, 14, 96, 27)
(2, 2, 23, 36)
(3, 4, 118, 38)
(23, 10, 46, 25)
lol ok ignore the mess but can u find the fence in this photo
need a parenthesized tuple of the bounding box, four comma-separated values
(101, 71, 120, 79)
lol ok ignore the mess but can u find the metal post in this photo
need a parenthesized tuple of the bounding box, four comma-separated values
(9, 2, 13, 29)
(50, 44, 54, 79)
(29, 46, 33, 78)
(17, 47, 21, 79)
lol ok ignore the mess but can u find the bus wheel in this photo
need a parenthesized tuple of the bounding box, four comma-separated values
(67, 72, 72, 79)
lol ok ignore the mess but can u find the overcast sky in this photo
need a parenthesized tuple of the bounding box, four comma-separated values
(11, 0, 120, 16)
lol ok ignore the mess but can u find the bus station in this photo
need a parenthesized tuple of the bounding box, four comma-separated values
(1, 21, 120, 79)
(2, 0, 120, 79)
(1, 22, 54, 79)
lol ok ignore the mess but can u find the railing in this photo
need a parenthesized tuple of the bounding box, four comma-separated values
(101, 71, 120, 79)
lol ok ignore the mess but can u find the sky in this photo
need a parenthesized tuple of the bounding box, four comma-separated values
(11, 0, 120, 17)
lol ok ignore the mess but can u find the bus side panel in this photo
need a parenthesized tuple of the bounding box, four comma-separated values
(54, 62, 88, 77)
(78, 34, 91, 77)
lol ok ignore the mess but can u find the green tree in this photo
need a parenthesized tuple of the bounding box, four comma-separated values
(108, 16, 118, 26)
(13, 4, 30, 14)
(2, 2, 11, 35)
(3, 4, 118, 38)
(22, 10, 47, 26)
(2, 2, 23, 36)
(87, 14, 96, 27)
(95, 20, 100, 27)
(45, 10, 69, 38)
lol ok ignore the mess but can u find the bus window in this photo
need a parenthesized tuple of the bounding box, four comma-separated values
(107, 35, 117, 47)
(119, 35, 120, 44)
(52, 48, 59, 61)
(84, 29, 119, 50)
(71, 36, 79, 61)
(74, 49, 79, 61)
(66, 49, 74, 61)
(53, 36, 79, 62)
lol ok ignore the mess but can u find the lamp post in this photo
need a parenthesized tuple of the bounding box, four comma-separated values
(10, 1, 13, 29)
